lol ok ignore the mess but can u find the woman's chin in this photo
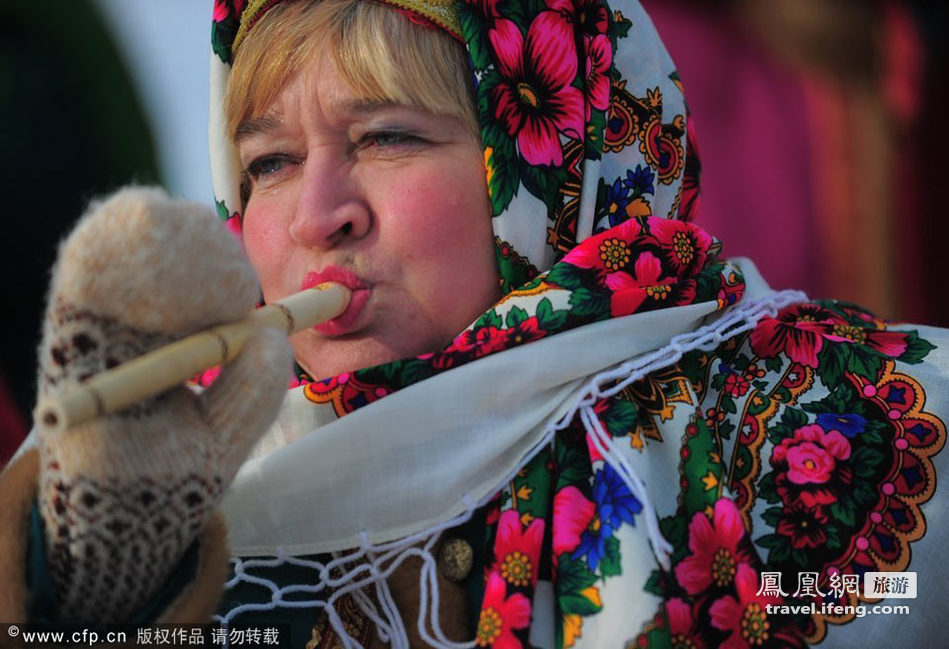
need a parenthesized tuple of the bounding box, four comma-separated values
(292, 335, 416, 380)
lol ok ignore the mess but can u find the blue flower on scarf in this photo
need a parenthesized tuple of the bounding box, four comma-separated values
(572, 464, 642, 571)
(816, 412, 867, 439)
(598, 177, 632, 229)
(624, 164, 655, 197)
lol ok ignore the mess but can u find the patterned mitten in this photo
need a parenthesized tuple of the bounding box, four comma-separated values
(35, 187, 292, 622)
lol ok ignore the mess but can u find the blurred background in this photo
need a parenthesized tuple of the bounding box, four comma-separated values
(2, 0, 948, 464)
(642, 0, 949, 327)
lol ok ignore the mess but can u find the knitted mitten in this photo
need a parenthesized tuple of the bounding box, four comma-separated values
(35, 187, 292, 622)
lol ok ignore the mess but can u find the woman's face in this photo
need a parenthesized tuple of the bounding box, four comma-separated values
(237, 53, 500, 378)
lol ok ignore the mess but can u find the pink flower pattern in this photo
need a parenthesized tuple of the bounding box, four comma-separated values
(476, 573, 532, 649)
(584, 34, 613, 118)
(709, 564, 785, 649)
(552, 485, 596, 558)
(771, 423, 853, 508)
(675, 498, 748, 595)
(491, 510, 545, 588)
(750, 304, 844, 368)
(774, 424, 851, 486)
(490, 12, 584, 165)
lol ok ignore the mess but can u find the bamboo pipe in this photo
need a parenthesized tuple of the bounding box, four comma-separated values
(34, 282, 351, 434)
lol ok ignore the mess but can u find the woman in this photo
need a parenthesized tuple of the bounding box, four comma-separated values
(3, 0, 947, 647)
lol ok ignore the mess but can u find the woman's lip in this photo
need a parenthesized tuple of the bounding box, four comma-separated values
(302, 268, 371, 335)
(312, 287, 370, 336)
(301, 267, 367, 292)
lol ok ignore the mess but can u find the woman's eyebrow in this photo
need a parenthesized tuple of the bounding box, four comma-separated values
(235, 116, 282, 142)
(235, 100, 412, 140)
(337, 97, 410, 115)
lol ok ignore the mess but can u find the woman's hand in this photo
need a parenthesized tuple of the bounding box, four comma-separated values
(35, 187, 292, 622)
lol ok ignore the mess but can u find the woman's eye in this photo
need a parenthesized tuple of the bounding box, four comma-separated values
(357, 130, 424, 152)
(245, 154, 297, 180)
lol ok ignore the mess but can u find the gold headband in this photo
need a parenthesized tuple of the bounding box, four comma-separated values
(232, 0, 462, 55)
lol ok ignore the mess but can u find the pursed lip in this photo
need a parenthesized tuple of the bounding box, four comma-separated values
(301, 267, 371, 335)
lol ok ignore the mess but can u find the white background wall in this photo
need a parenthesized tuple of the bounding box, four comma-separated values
(94, 0, 214, 204)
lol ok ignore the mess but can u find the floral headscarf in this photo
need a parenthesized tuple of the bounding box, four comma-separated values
(211, 0, 706, 291)
(209, 0, 738, 391)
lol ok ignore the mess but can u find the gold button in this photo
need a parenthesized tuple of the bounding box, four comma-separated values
(439, 538, 474, 582)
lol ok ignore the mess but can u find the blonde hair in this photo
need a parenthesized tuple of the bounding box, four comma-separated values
(225, 0, 478, 142)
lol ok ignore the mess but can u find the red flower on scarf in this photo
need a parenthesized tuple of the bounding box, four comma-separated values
(552, 485, 596, 558)
(723, 373, 750, 398)
(828, 304, 912, 355)
(674, 498, 749, 595)
(476, 573, 531, 649)
(436, 325, 512, 369)
(709, 564, 785, 649)
(507, 316, 547, 347)
(213, 0, 245, 22)
(771, 424, 852, 507)
(564, 217, 643, 272)
(666, 598, 708, 649)
(774, 424, 851, 485)
(649, 219, 714, 278)
(491, 510, 545, 587)
(469, 324, 513, 355)
(435, 314, 547, 370)
(490, 12, 584, 166)
(564, 217, 702, 315)
(605, 252, 695, 317)
(749, 304, 845, 368)
(776, 500, 829, 549)
(605, 255, 660, 316)
(826, 322, 909, 357)
(584, 34, 613, 118)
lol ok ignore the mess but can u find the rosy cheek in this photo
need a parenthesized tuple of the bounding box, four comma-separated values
(241, 211, 267, 270)
(242, 205, 289, 300)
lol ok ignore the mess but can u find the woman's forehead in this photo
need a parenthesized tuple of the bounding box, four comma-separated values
(236, 90, 455, 145)
(224, 0, 477, 143)
(239, 65, 438, 135)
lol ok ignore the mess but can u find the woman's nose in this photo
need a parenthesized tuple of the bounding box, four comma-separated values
(289, 153, 371, 249)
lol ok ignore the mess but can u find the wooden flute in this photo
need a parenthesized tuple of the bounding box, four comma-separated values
(34, 282, 351, 434)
